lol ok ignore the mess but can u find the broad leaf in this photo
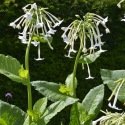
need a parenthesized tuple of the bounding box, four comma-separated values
(0, 54, 22, 83)
(24, 98, 78, 125)
(33, 97, 47, 116)
(31, 81, 78, 102)
(42, 98, 78, 124)
(0, 100, 26, 125)
(101, 69, 125, 102)
(65, 73, 77, 96)
(82, 85, 104, 119)
(69, 103, 92, 125)
(78, 51, 101, 64)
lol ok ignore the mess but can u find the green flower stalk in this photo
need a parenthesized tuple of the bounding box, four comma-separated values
(9, 3, 62, 124)
(61, 13, 110, 80)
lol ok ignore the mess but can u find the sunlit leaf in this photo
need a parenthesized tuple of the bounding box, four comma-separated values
(33, 97, 47, 117)
(41, 98, 78, 124)
(0, 100, 26, 125)
(69, 103, 92, 125)
(31, 81, 78, 102)
(0, 54, 23, 83)
(82, 84, 104, 118)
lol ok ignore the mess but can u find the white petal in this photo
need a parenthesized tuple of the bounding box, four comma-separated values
(31, 3, 37, 10)
(53, 20, 63, 28)
(61, 27, 67, 31)
(105, 28, 110, 33)
(47, 28, 56, 35)
(108, 102, 122, 111)
(85, 76, 94, 79)
(121, 19, 125, 21)
(117, 3, 121, 8)
(31, 41, 40, 47)
(35, 22, 43, 28)
(34, 57, 44, 61)
(24, 12, 32, 20)
(9, 22, 16, 28)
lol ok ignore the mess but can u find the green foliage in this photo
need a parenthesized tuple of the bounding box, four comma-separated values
(0, 54, 22, 83)
(32, 35, 53, 44)
(78, 51, 101, 64)
(24, 97, 78, 125)
(69, 103, 91, 125)
(33, 97, 47, 117)
(0, 100, 26, 125)
(69, 85, 104, 125)
(65, 73, 77, 96)
(82, 84, 104, 118)
(31, 81, 78, 102)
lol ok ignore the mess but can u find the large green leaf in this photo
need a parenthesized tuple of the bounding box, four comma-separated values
(24, 98, 78, 125)
(33, 97, 47, 117)
(31, 81, 78, 102)
(23, 98, 48, 125)
(78, 51, 101, 64)
(0, 100, 26, 125)
(69, 103, 92, 125)
(0, 54, 22, 83)
(82, 85, 104, 119)
(101, 69, 125, 103)
(41, 98, 78, 124)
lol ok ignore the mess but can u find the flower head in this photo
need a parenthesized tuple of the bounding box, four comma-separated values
(9, 3, 63, 60)
(92, 111, 125, 125)
(61, 13, 109, 79)
(108, 78, 124, 111)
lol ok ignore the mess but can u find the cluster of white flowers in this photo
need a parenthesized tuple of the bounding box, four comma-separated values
(61, 13, 110, 79)
(92, 111, 125, 125)
(9, 3, 63, 60)
(92, 78, 125, 125)
(108, 78, 124, 111)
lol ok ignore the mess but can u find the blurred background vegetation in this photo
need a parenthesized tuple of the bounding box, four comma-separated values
(0, 0, 125, 124)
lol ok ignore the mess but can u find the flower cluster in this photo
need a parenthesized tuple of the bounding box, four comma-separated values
(92, 111, 125, 125)
(9, 3, 63, 60)
(108, 78, 124, 110)
(61, 13, 110, 79)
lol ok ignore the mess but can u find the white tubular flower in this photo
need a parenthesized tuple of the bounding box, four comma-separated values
(117, 0, 125, 8)
(92, 116, 110, 125)
(108, 79, 124, 111)
(92, 111, 125, 125)
(62, 13, 109, 79)
(9, 3, 63, 60)
(34, 44, 44, 61)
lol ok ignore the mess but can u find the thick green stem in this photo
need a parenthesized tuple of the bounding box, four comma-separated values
(72, 47, 82, 97)
(25, 38, 32, 124)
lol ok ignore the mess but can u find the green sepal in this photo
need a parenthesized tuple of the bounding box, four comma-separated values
(78, 51, 101, 64)
(32, 34, 53, 44)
